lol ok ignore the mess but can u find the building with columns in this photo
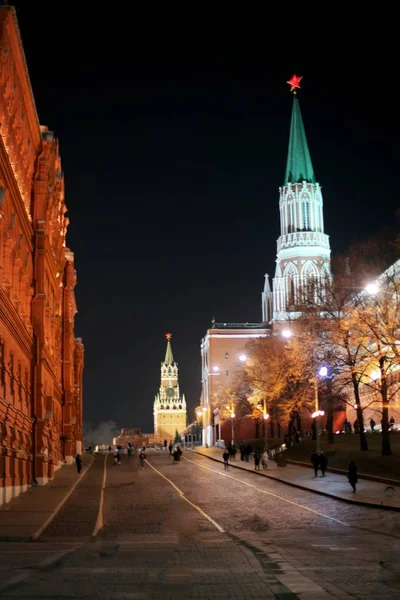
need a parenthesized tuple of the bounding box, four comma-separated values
(201, 88, 331, 446)
(0, 6, 83, 505)
(153, 334, 187, 442)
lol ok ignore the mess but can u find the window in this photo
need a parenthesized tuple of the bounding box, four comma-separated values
(10, 352, 14, 396)
(0, 338, 5, 387)
(302, 198, 310, 230)
(18, 362, 22, 402)
(225, 353, 229, 359)
(225, 370, 229, 376)
(24, 370, 29, 404)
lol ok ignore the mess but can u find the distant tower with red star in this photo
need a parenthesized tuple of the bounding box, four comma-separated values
(153, 334, 187, 441)
(262, 75, 331, 323)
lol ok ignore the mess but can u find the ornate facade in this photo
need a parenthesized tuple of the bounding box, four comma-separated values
(153, 335, 187, 442)
(263, 96, 331, 324)
(0, 6, 83, 505)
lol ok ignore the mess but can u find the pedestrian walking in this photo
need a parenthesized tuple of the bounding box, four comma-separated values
(370, 418, 376, 432)
(139, 450, 146, 469)
(261, 451, 269, 470)
(222, 449, 229, 470)
(75, 453, 82, 474)
(168, 443, 173, 456)
(239, 441, 245, 461)
(320, 452, 328, 476)
(310, 451, 320, 477)
(348, 460, 358, 493)
(254, 451, 261, 470)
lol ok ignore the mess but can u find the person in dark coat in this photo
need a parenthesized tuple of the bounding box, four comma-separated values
(310, 451, 319, 477)
(239, 442, 245, 461)
(222, 449, 229, 470)
(348, 460, 358, 493)
(254, 451, 261, 471)
(75, 453, 82, 474)
(319, 452, 328, 476)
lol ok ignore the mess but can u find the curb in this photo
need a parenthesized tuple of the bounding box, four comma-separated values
(190, 450, 400, 512)
(0, 456, 95, 543)
(286, 459, 400, 487)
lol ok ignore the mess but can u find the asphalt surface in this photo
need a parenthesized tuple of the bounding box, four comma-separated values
(0, 450, 399, 599)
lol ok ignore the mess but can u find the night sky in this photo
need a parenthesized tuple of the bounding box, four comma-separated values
(12, 3, 399, 432)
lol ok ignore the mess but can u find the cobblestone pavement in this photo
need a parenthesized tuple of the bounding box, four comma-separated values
(0, 450, 398, 599)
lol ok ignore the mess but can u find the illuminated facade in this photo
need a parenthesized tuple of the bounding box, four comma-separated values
(0, 6, 83, 505)
(200, 323, 268, 447)
(263, 96, 331, 324)
(153, 335, 187, 442)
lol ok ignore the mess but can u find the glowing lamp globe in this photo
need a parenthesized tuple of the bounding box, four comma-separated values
(239, 354, 247, 362)
(365, 282, 379, 295)
(212, 365, 220, 373)
(319, 366, 328, 377)
(281, 329, 293, 339)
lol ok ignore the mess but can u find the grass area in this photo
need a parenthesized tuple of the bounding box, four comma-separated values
(283, 433, 400, 482)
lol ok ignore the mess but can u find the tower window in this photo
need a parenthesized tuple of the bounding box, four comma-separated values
(302, 199, 309, 230)
(225, 353, 229, 359)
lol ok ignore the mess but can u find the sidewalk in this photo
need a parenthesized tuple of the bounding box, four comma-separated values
(0, 454, 94, 541)
(190, 447, 400, 511)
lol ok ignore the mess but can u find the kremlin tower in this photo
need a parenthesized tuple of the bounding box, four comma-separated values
(263, 76, 331, 324)
(153, 334, 187, 441)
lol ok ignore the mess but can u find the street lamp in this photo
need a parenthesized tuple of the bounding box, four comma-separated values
(312, 366, 328, 452)
(196, 406, 208, 446)
(257, 399, 270, 452)
(281, 329, 328, 452)
(225, 399, 235, 445)
(365, 282, 379, 296)
(239, 353, 247, 362)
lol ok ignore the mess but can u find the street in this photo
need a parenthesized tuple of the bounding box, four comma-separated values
(0, 450, 399, 599)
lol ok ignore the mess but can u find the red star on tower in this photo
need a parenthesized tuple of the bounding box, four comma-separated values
(287, 74, 303, 93)
(165, 332, 172, 340)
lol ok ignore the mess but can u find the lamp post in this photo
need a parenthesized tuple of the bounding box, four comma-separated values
(225, 398, 235, 445)
(196, 406, 207, 446)
(281, 329, 327, 452)
(312, 366, 327, 452)
(257, 399, 270, 452)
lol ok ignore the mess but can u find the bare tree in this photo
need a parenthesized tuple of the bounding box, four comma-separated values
(349, 261, 400, 456)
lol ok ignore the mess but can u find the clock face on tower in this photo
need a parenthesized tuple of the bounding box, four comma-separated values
(166, 386, 175, 398)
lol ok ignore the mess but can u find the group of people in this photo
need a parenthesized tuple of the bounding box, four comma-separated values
(311, 450, 358, 493)
(223, 446, 269, 471)
(345, 416, 396, 434)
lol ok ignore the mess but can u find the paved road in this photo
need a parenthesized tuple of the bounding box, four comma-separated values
(0, 450, 399, 599)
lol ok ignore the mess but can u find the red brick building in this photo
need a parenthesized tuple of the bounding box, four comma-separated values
(0, 6, 84, 504)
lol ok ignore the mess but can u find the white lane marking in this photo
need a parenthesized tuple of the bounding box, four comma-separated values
(182, 456, 350, 527)
(92, 453, 108, 536)
(0, 571, 31, 593)
(145, 460, 224, 533)
(32, 457, 95, 540)
(0, 546, 79, 592)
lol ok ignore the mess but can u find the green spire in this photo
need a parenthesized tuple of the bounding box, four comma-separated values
(164, 339, 174, 365)
(284, 97, 315, 185)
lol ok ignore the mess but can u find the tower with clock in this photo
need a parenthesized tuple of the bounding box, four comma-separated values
(153, 333, 187, 442)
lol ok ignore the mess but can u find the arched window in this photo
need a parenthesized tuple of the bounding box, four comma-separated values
(160, 405, 164, 410)
(302, 196, 310, 230)
(179, 405, 182, 410)
(173, 405, 177, 410)
(288, 277, 295, 306)
(166, 405, 170, 410)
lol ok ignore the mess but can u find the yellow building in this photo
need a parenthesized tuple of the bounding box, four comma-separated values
(153, 334, 187, 442)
